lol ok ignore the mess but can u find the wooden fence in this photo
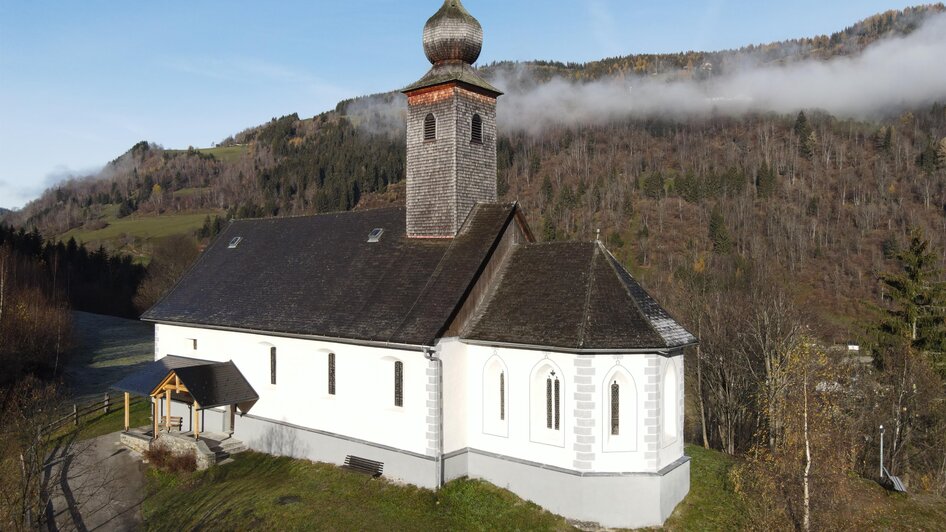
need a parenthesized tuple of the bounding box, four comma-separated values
(41, 393, 146, 434)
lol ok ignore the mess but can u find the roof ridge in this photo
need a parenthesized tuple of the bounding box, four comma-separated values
(231, 205, 405, 223)
(458, 230, 519, 338)
(598, 243, 669, 348)
(576, 243, 600, 349)
(386, 229, 463, 345)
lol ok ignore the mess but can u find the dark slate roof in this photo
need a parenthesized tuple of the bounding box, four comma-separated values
(172, 362, 259, 410)
(463, 241, 697, 351)
(111, 355, 215, 396)
(402, 61, 502, 95)
(142, 204, 517, 346)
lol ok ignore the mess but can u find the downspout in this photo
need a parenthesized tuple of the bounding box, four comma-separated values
(425, 347, 444, 488)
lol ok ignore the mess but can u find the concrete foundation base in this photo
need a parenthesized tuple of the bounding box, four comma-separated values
(446, 448, 690, 529)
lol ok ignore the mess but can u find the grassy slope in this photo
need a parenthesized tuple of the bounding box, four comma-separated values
(143, 452, 574, 531)
(140, 441, 946, 531)
(661, 445, 746, 531)
(164, 145, 248, 163)
(60, 211, 215, 245)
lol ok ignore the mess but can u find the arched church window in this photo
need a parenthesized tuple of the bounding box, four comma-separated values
(394, 360, 404, 407)
(270, 347, 277, 385)
(611, 381, 620, 435)
(546, 372, 560, 430)
(328, 352, 336, 395)
(483, 356, 508, 436)
(471, 114, 483, 144)
(663, 362, 678, 440)
(499, 371, 505, 420)
(424, 113, 436, 141)
(530, 362, 565, 446)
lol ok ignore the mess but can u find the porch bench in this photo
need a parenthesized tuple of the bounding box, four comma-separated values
(343, 455, 383, 478)
(166, 416, 183, 431)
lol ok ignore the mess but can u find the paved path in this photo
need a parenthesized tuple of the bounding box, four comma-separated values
(46, 311, 155, 530)
(45, 432, 148, 532)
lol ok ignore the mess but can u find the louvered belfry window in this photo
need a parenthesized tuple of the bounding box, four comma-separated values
(611, 381, 620, 436)
(270, 347, 277, 385)
(328, 353, 336, 395)
(394, 361, 404, 407)
(471, 114, 483, 144)
(424, 113, 436, 141)
(499, 371, 505, 421)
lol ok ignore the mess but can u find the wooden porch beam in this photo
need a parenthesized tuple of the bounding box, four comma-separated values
(124, 392, 130, 431)
(193, 401, 200, 441)
(152, 397, 158, 438)
(165, 389, 171, 432)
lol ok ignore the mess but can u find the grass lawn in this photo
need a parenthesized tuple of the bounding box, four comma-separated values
(73, 399, 152, 441)
(140, 441, 946, 530)
(661, 444, 746, 531)
(166, 145, 248, 163)
(143, 452, 574, 531)
(60, 211, 218, 245)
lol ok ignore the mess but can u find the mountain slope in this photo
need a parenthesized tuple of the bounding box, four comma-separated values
(5, 5, 946, 341)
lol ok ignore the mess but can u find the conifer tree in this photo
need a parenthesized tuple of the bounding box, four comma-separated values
(708, 205, 733, 254)
(879, 228, 946, 374)
(794, 111, 813, 159)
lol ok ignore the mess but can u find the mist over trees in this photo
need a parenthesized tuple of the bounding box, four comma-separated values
(0, 4, 943, 525)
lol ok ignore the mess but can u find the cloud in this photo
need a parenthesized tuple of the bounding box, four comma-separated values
(42, 164, 103, 188)
(494, 12, 946, 132)
(163, 55, 350, 101)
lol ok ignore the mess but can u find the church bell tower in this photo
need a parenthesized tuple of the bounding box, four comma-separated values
(403, 0, 502, 238)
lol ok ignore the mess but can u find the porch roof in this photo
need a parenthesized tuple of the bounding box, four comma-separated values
(111, 355, 215, 397)
(111, 356, 259, 411)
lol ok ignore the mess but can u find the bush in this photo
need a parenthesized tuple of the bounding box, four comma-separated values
(144, 445, 197, 474)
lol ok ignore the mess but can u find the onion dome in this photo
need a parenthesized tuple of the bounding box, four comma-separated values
(423, 0, 483, 65)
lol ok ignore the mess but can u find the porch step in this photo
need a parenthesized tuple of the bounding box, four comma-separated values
(219, 440, 247, 455)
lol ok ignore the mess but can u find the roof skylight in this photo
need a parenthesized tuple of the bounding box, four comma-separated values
(367, 228, 384, 243)
(228, 236, 243, 249)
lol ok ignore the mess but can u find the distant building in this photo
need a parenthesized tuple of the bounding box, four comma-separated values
(118, 1, 695, 527)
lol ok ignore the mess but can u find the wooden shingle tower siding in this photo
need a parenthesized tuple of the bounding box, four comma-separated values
(403, 0, 502, 238)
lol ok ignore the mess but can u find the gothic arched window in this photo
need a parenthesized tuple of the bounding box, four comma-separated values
(328, 353, 336, 395)
(663, 362, 678, 441)
(483, 356, 508, 436)
(545, 372, 560, 430)
(471, 114, 483, 144)
(499, 371, 505, 421)
(424, 113, 436, 141)
(611, 381, 620, 435)
(603, 367, 638, 452)
(394, 360, 404, 407)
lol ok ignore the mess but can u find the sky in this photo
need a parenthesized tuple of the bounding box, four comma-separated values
(0, 0, 929, 210)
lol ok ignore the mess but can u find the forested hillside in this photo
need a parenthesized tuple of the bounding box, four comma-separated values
(8, 4, 945, 340)
(2, 5, 945, 527)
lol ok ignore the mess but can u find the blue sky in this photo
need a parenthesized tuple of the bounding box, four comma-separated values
(0, 0, 924, 209)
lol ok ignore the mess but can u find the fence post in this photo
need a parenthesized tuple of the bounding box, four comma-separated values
(104, 392, 110, 414)
(73, 404, 78, 426)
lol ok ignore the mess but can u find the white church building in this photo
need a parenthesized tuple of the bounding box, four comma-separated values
(119, 1, 696, 527)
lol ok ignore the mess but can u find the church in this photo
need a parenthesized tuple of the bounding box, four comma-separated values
(125, 1, 696, 527)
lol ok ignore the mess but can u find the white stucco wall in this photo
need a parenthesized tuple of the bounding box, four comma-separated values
(154, 324, 685, 476)
(154, 323, 431, 456)
(442, 340, 685, 474)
